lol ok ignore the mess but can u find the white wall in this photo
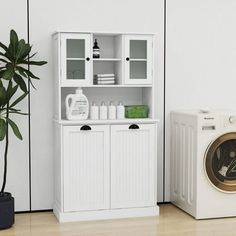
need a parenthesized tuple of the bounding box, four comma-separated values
(166, 0, 236, 200)
(30, 0, 165, 209)
(0, 0, 29, 211)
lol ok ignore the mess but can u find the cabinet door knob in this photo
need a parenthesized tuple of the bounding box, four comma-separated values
(126, 57, 130, 61)
(129, 124, 139, 129)
(86, 57, 90, 61)
(80, 125, 91, 130)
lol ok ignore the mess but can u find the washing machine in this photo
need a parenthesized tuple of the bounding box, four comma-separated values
(170, 110, 236, 219)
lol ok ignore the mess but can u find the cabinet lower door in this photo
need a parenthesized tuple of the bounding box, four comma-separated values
(111, 124, 156, 208)
(63, 125, 110, 212)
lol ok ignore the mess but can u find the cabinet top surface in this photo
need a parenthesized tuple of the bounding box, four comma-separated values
(52, 31, 155, 36)
(54, 118, 159, 125)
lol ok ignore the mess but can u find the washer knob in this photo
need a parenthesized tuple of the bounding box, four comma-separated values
(229, 116, 236, 124)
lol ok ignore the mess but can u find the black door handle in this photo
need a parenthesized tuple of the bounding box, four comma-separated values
(129, 124, 139, 129)
(86, 57, 90, 61)
(126, 57, 130, 61)
(80, 125, 91, 130)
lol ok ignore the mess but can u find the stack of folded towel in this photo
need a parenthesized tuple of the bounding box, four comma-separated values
(94, 74, 115, 85)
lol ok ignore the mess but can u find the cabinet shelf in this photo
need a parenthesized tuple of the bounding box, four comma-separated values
(66, 58, 85, 60)
(61, 84, 153, 88)
(56, 118, 159, 125)
(93, 58, 122, 62)
(129, 59, 147, 61)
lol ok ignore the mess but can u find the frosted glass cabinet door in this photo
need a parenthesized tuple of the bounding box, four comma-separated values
(111, 124, 156, 208)
(63, 125, 110, 212)
(124, 35, 153, 85)
(60, 33, 91, 86)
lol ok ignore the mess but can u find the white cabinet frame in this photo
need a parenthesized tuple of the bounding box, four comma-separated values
(124, 35, 153, 85)
(60, 33, 92, 86)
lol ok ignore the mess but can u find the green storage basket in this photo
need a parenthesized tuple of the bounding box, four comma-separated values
(125, 105, 149, 118)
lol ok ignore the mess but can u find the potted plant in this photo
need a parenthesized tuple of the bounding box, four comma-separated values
(0, 30, 47, 229)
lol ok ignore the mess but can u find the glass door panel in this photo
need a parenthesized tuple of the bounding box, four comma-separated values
(124, 35, 152, 85)
(61, 33, 91, 86)
(66, 60, 85, 80)
(130, 40, 147, 59)
(130, 61, 147, 79)
(66, 39, 85, 58)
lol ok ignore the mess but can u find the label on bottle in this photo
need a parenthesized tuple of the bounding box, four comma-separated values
(71, 99, 88, 116)
(93, 49, 100, 58)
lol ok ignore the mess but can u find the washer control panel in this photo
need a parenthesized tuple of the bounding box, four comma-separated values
(200, 114, 218, 131)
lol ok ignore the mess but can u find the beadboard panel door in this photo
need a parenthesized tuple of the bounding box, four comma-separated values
(111, 124, 156, 208)
(0, 0, 30, 211)
(63, 125, 110, 212)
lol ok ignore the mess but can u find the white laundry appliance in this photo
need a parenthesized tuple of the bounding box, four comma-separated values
(170, 110, 236, 219)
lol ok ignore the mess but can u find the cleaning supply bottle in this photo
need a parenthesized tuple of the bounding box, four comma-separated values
(108, 101, 116, 120)
(117, 101, 125, 119)
(90, 102, 99, 120)
(65, 87, 89, 120)
(99, 102, 108, 120)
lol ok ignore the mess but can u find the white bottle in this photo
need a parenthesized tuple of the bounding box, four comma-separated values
(99, 102, 107, 120)
(90, 102, 99, 120)
(65, 87, 89, 120)
(117, 101, 125, 119)
(108, 102, 116, 120)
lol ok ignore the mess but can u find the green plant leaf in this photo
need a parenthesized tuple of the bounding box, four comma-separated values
(0, 58, 9, 64)
(20, 44, 32, 59)
(9, 30, 19, 58)
(0, 86, 7, 106)
(16, 66, 27, 78)
(10, 91, 28, 108)
(13, 74, 27, 92)
(16, 67, 40, 80)
(28, 52, 37, 59)
(0, 70, 6, 78)
(0, 119, 6, 141)
(6, 81, 18, 101)
(0, 42, 8, 52)
(6, 118, 22, 140)
(22, 60, 47, 66)
(29, 79, 36, 89)
(15, 39, 27, 62)
(0, 51, 11, 61)
(2, 69, 14, 80)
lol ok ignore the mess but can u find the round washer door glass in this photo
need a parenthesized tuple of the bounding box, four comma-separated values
(205, 132, 236, 192)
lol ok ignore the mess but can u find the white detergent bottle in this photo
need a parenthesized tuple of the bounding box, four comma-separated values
(65, 87, 89, 120)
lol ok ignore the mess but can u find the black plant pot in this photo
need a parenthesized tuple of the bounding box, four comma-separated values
(0, 192, 14, 229)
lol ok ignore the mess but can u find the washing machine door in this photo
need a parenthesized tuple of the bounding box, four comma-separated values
(205, 132, 236, 192)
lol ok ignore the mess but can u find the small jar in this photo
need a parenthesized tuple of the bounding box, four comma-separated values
(108, 102, 116, 120)
(117, 101, 125, 119)
(90, 102, 99, 120)
(99, 102, 107, 120)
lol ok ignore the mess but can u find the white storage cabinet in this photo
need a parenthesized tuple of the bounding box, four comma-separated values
(53, 31, 159, 222)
